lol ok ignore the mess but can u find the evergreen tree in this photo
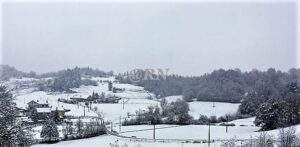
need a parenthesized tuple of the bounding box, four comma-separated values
(182, 89, 195, 102)
(160, 98, 168, 116)
(108, 82, 113, 91)
(0, 85, 32, 146)
(255, 82, 300, 130)
(76, 119, 84, 137)
(64, 122, 73, 138)
(197, 115, 210, 125)
(40, 119, 59, 142)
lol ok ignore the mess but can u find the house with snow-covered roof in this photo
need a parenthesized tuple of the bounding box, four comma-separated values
(26, 100, 69, 122)
(27, 100, 49, 109)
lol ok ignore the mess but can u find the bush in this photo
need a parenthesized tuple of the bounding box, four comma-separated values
(219, 123, 235, 126)
(164, 99, 193, 125)
(196, 115, 210, 125)
(221, 138, 236, 147)
(242, 132, 274, 147)
(209, 116, 218, 123)
(124, 100, 193, 125)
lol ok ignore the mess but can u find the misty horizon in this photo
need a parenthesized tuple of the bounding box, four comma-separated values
(2, 64, 299, 77)
(2, 2, 298, 76)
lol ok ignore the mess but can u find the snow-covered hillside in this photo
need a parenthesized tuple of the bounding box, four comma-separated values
(10, 77, 240, 121)
(9, 77, 300, 147)
(91, 98, 159, 121)
(12, 77, 158, 120)
(165, 95, 240, 118)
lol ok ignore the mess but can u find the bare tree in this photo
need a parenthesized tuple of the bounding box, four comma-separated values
(278, 127, 297, 147)
(257, 131, 274, 147)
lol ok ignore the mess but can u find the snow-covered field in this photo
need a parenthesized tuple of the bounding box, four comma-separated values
(32, 117, 300, 147)
(32, 125, 300, 147)
(120, 117, 258, 140)
(189, 101, 240, 118)
(165, 95, 240, 118)
(9, 77, 300, 147)
(91, 98, 159, 121)
(33, 135, 209, 147)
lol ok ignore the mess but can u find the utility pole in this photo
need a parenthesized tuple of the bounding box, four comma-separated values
(226, 125, 228, 133)
(122, 99, 125, 110)
(57, 99, 59, 107)
(153, 124, 156, 140)
(119, 116, 122, 133)
(111, 122, 113, 132)
(208, 120, 211, 147)
(226, 115, 228, 133)
(83, 105, 86, 117)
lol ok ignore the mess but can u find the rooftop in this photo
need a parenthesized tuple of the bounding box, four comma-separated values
(36, 108, 51, 113)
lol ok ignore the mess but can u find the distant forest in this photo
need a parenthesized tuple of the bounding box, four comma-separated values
(117, 68, 300, 103)
(0, 65, 113, 81)
(0, 65, 113, 92)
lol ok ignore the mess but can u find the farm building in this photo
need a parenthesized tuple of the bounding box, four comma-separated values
(26, 100, 70, 122)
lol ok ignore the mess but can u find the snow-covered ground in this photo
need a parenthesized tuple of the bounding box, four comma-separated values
(114, 83, 144, 91)
(164, 95, 183, 102)
(2, 77, 51, 90)
(10, 77, 300, 147)
(189, 101, 240, 118)
(13, 77, 156, 118)
(91, 98, 159, 121)
(14, 90, 98, 117)
(120, 117, 258, 140)
(12, 77, 240, 121)
(32, 117, 300, 147)
(91, 77, 116, 83)
(165, 95, 240, 118)
(33, 135, 210, 147)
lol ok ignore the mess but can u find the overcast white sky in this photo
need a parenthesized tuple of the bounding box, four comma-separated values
(1, 1, 299, 76)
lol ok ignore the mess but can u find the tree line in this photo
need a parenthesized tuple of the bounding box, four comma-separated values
(0, 65, 113, 92)
(0, 65, 113, 81)
(117, 68, 299, 103)
(0, 65, 37, 81)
